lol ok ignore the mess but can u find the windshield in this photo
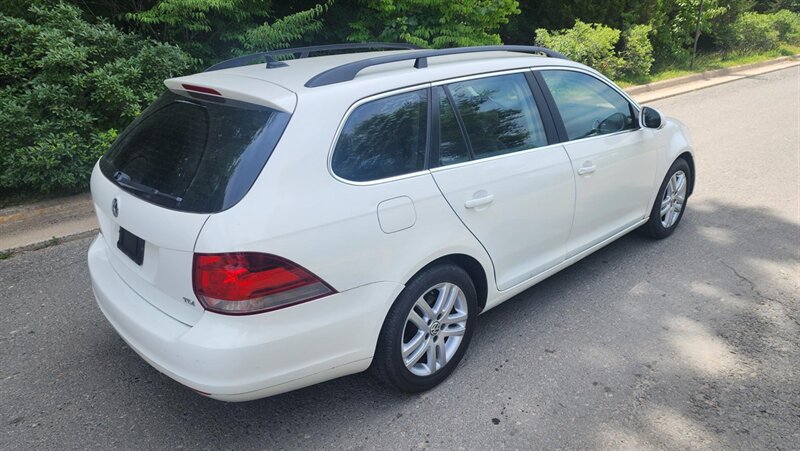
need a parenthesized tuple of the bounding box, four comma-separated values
(99, 91, 290, 213)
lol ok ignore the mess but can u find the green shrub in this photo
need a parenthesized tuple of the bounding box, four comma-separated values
(649, 0, 726, 70)
(770, 9, 800, 44)
(621, 24, 655, 79)
(0, 130, 118, 193)
(717, 10, 800, 52)
(720, 12, 781, 51)
(536, 20, 624, 77)
(0, 3, 192, 195)
(536, 20, 655, 79)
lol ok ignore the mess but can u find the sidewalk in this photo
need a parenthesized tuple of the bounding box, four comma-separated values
(0, 193, 97, 253)
(1, 55, 798, 254)
(627, 55, 799, 103)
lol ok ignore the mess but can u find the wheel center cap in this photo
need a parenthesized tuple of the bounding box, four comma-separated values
(429, 321, 441, 337)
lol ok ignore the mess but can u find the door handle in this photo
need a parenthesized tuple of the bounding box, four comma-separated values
(464, 194, 494, 209)
(577, 165, 596, 175)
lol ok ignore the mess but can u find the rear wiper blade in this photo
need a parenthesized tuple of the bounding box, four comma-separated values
(113, 171, 183, 203)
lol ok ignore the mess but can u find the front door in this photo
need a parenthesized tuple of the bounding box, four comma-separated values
(538, 69, 657, 256)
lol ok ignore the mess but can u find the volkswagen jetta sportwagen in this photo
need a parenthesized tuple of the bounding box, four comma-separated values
(88, 44, 695, 401)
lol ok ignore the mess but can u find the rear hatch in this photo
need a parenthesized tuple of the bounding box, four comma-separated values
(91, 78, 294, 325)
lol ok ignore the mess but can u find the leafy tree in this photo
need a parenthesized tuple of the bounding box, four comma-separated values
(649, 0, 726, 67)
(709, 0, 758, 48)
(502, 0, 660, 44)
(754, 0, 800, 12)
(348, 0, 521, 48)
(0, 2, 192, 194)
(124, 0, 331, 63)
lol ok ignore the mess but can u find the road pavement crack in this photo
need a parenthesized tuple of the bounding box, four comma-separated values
(719, 260, 800, 327)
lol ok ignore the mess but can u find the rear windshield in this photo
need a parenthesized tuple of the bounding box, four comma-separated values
(99, 91, 290, 213)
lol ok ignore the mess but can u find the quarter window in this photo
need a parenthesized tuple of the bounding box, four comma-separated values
(332, 89, 427, 182)
(436, 87, 471, 166)
(447, 73, 548, 160)
(540, 70, 636, 140)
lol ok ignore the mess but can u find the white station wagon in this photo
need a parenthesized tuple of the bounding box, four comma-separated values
(88, 44, 695, 401)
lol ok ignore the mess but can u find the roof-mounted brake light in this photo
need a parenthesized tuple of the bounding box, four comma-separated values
(181, 84, 222, 96)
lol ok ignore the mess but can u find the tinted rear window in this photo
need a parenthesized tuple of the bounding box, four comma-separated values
(99, 91, 290, 213)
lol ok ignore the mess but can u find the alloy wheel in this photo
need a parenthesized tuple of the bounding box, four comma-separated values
(660, 170, 687, 228)
(401, 283, 468, 377)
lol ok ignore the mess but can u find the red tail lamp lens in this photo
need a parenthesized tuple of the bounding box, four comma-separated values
(193, 253, 335, 315)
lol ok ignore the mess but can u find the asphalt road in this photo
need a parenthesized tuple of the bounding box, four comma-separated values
(2, 67, 798, 450)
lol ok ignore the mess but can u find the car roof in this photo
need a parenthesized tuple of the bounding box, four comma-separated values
(168, 49, 590, 99)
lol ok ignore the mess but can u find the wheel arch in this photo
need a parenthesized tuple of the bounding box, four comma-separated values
(677, 150, 695, 197)
(410, 254, 489, 313)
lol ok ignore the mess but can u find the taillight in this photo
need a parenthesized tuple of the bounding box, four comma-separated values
(192, 253, 335, 315)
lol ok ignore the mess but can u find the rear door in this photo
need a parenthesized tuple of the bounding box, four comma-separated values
(430, 72, 575, 291)
(537, 69, 657, 256)
(91, 84, 292, 325)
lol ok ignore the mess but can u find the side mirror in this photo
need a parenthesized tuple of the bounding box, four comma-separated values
(597, 112, 627, 134)
(641, 106, 663, 129)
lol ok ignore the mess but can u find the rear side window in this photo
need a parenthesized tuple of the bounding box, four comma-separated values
(99, 91, 290, 213)
(447, 73, 548, 160)
(540, 70, 636, 140)
(332, 89, 428, 182)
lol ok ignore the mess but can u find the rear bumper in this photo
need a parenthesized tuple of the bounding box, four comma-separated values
(88, 235, 404, 401)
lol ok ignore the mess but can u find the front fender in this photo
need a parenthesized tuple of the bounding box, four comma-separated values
(644, 117, 695, 213)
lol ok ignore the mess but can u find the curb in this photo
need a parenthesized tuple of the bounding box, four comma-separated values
(0, 192, 96, 255)
(625, 55, 800, 95)
(1, 229, 99, 257)
(0, 192, 93, 226)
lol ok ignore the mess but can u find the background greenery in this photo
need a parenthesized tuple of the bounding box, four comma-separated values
(1, 0, 798, 198)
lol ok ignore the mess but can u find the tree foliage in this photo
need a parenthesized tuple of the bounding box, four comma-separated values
(536, 20, 624, 76)
(348, 0, 520, 48)
(535, 20, 654, 79)
(718, 9, 800, 50)
(125, 0, 331, 62)
(1, 0, 799, 196)
(0, 3, 192, 193)
(621, 24, 655, 78)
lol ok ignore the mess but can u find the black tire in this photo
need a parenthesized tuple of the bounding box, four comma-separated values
(371, 264, 477, 393)
(640, 158, 692, 239)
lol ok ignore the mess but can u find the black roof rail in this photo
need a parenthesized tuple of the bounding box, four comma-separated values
(204, 42, 423, 72)
(305, 45, 569, 88)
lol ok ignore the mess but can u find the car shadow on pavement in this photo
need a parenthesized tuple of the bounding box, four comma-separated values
(81, 199, 799, 449)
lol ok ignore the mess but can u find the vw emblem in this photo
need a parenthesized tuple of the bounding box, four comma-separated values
(429, 321, 441, 337)
(111, 198, 119, 218)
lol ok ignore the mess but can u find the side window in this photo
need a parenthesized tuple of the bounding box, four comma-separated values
(332, 89, 427, 182)
(435, 87, 471, 166)
(447, 73, 548, 160)
(540, 70, 636, 140)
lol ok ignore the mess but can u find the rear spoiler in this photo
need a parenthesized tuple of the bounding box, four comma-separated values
(164, 73, 297, 113)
